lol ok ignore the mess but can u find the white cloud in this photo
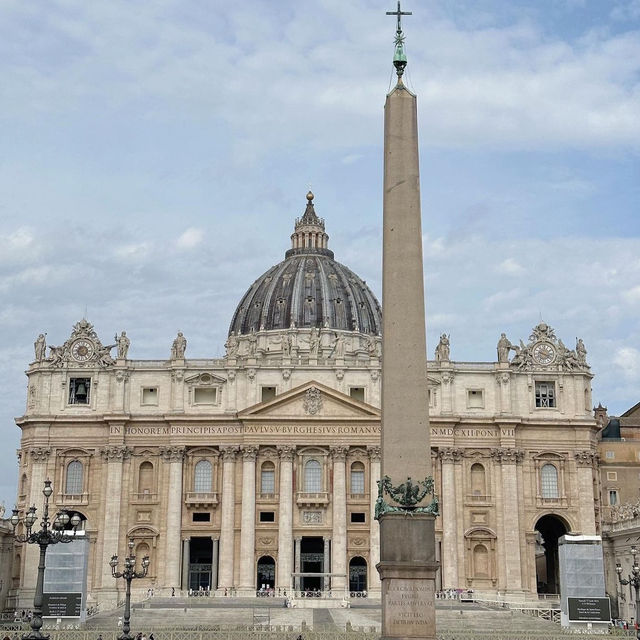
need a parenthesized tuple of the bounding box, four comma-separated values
(623, 285, 640, 304)
(176, 227, 204, 250)
(497, 258, 525, 275)
(114, 242, 152, 260)
(613, 347, 640, 380)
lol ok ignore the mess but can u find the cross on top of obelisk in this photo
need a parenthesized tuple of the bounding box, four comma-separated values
(386, 1, 411, 77)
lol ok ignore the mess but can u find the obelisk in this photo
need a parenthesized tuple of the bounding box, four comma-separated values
(377, 4, 439, 640)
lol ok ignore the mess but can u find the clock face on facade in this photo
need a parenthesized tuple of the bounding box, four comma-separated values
(532, 342, 556, 365)
(71, 339, 94, 362)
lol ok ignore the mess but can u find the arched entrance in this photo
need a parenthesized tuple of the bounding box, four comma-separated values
(256, 555, 275, 591)
(535, 514, 569, 595)
(349, 556, 367, 594)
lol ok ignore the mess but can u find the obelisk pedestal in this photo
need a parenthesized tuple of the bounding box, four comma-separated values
(377, 5, 438, 640)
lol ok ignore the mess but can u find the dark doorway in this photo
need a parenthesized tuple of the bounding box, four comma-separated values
(301, 537, 324, 591)
(257, 555, 275, 590)
(189, 537, 213, 590)
(349, 556, 367, 593)
(535, 514, 569, 595)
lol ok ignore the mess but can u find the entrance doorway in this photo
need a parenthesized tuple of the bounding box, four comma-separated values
(535, 515, 569, 595)
(257, 555, 275, 590)
(349, 556, 367, 594)
(189, 537, 213, 591)
(301, 537, 324, 591)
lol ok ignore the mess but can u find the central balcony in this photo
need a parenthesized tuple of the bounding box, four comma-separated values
(296, 491, 329, 506)
(185, 492, 219, 507)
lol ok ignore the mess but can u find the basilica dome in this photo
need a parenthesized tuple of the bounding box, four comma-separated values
(229, 192, 382, 336)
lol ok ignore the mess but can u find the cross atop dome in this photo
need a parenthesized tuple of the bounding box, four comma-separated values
(386, 1, 412, 78)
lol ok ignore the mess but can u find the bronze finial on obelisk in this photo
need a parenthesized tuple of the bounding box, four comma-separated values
(377, 4, 439, 640)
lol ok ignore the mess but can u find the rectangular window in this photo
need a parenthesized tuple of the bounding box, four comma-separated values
(607, 472, 618, 481)
(535, 381, 556, 408)
(194, 387, 216, 404)
(350, 512, 366, 523)
(261, 386, 276, 402)
(349, 387, 365, 403)
(609, 490, 618, 506)
(259, 511, 275, 522)
(141, 387, 158, 405)
(69, 378, 91, 405)
(192, 512, 211, 522)
(467, 389, 484, 408)
(350, 469, 365, 495)
(261, 469, 275, 494)
(428, 389, 434, 407)
(606, 451, 615, 459)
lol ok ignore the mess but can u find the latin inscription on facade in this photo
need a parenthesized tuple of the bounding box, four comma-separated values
(109, 424, 381, 436)
(384, 579, 435, 637)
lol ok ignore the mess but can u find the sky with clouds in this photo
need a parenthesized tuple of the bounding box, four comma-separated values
(1, 0, 639, 504)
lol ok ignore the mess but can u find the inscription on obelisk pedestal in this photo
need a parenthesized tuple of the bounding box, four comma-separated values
(384, 580, 436, 637)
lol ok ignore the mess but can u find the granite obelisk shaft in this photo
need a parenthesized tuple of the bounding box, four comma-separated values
(378, 76, 438, 640)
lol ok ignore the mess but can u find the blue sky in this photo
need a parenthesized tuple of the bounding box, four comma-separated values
(0, 0, 639, 504)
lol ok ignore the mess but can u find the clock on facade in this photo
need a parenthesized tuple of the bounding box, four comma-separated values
(71, 339, 94, 362)
(532, 342, 556, 365)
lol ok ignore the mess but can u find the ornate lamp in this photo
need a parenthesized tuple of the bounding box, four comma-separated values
(11, 480, 81, 640)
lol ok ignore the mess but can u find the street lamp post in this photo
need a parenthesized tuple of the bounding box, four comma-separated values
(10, 480, 81, 640)
(617, 545, 640, 639)
(110, 538, 150, 640)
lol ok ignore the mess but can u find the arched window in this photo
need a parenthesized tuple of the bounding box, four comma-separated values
(540, 464, 559, 498)
(194, 460, 212, 493)
(350, 461, 365, 495)
(20, 473, 28, 496)
(65, 460, 83, 495)
(470, 463, 486, 496)
(261, 461, 275, 494)
(304, 459, 322, 492)
(138, 461, 154, 494)
(473, 544, 489, 577)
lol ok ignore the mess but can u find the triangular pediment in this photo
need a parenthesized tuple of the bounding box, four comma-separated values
(238, 380, 380, 419)
(621, 401, 640, 419)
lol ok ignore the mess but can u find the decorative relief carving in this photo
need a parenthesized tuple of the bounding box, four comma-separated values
(351, 537, 366, 547)
(574, 450, 597, 466)
(227, 370, 236, 382)
(303, 511, 323, 524)
(277, 445, 296, 461)
(441, 371, 455, 384)
(335, 369, 345, 381)
(282, 369, 291, 380)
(370, 369, 379, 381)
(27, 384, 37, 409)
(258, 537, 275, 547)
(220, 445, 240, 461)
(241, 445, 258, 461)
(490, 448, 524, 464)
(16, 449, 22, 465)
(171, 370, 184, 382)
(438, 447, 463, 463)
(330, 446, 349, 461)
(303, 387, 323, 415)
(367, 445, 381, 462)
(160, 446, 186, 462)
(496, 372, 510, 385)
(100, 446, 132, 461)
(29, 447, 51, 462)
(247, 368, 256, 381)
(115, 370, 130, 383)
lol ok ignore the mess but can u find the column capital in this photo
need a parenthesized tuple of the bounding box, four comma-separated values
(241, 445, 258, 461)
(490, 447, 524, 464)
(330, 445, 349, 461)
(29, 447, 51, 462)
(100, 445, 132, 461)
(574, 450, 597, 467)
(160, 446, 186, 462)
(367, 445, 381, 462)
(220, 445, 240, 461)
(438, 447, 463, 463)
(277, 445, 296, 461)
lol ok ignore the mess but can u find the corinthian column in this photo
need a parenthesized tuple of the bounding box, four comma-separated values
(368, 446, 381, 593)
(161, 446, 185, 593)
(331, 446, 348, 592)
(575, 451, 597, 535)
(438, 448, 461, 588)
(218, 446, 239, 590)
(21, 448, 51, 601)
(277, 445, 295, 591)
(100, 446, 131, 601)
(239, 445, 258, 593)
(492, 448, 523, 591)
